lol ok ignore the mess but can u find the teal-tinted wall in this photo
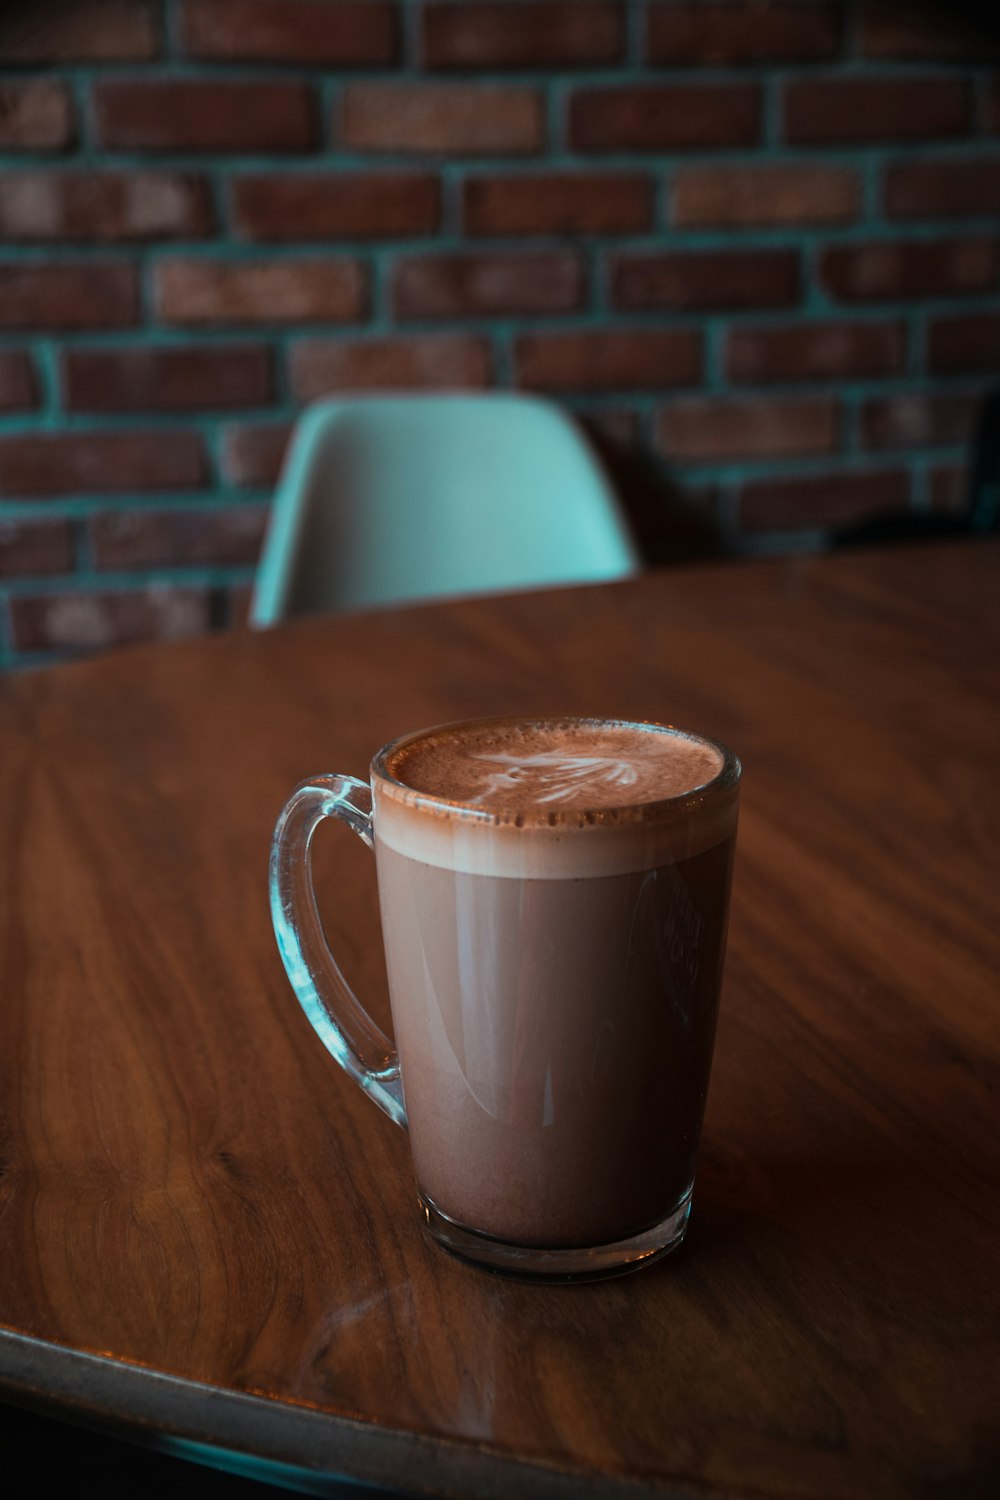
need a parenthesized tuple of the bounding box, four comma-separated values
(1, 0, 997, 667)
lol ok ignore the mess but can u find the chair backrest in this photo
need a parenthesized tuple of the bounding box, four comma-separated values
(249, 394, 640, 626)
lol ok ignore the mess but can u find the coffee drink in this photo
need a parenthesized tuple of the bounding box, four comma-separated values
(372, 718, 738, 1252)
(272, 715, 739, 1274)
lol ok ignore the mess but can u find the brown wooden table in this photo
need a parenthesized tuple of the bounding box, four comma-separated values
(1, 540, 998, 1500)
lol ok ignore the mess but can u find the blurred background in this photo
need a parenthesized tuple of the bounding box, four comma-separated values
(0, 0, 997, 670)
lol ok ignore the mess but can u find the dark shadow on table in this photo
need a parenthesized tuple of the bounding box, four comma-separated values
(0, 1400, 402, 1499)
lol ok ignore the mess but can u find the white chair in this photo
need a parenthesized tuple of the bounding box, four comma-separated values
(249, 393, 640, 626)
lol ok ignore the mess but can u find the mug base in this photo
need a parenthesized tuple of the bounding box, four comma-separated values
(419, 1190, 692, 1281)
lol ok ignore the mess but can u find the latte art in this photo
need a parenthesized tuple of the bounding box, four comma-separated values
(378, 717, 737, 878)
(382, 716, 727, 829)
(470, 751, 639, 806)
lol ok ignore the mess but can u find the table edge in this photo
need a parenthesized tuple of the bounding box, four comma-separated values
(0, 1328, 700, 1500)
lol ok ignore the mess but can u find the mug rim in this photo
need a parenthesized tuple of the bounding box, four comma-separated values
(370, 714, 740, 831)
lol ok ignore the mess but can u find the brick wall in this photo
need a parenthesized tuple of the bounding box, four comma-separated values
(1, 0, 998, 668)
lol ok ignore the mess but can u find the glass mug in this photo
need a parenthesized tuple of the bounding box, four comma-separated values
(270, 716, 740, 1278)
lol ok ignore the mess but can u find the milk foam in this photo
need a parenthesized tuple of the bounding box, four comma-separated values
(373, 718, 739, 879)
(467, 750, 641, 807)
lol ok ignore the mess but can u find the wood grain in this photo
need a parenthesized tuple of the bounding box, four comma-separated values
(1, 540, 998, 1498)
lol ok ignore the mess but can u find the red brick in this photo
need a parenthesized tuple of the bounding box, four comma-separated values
(820, 239, 999, 302)
(220, 421, 293, 486)
(672, 163, 860, 228)
(570, 85, 760, 152)
(0, 172, 212, 242)
(860, 391, 981, 451)
(0, 263, 139, 329)
(0, 1, 159, 62)
(395, 252, 583, 319)
(291, 335, 492, 399)
(90, 505, 267, 569)
(63, 347, 273, 414)
(648, 2, 838, 63)
(180, 0, 396, 63)
(464, 173, 652, 236)
(423, 3, 623, 68)
(515, 330, 702, 392)
(0, 350, 38, 411)
(858, 0, 1000, 60)
(9, 586, 211, 653)
(0, 81, 75, 150)
(930, 464, 968, 513)
(612, 249, 799, 312)
(928, 314, 1000, 373)
(739, 469, 910, 532)
(155, 259, 366, 326)
(0, 432, 208, 497)
(656, 397, 839, 463)
(885, 158, 1000, 221)
(784, 76, 970, 145)
(728, 321, 906, 383)
(232, 173, 440, 240)
(94, 80, 316, 153)
(342, 84, 544, 155)
(0, 519, 74, 578)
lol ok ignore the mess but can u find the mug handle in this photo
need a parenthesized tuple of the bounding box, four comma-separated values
(269, 774, 406, 1128)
